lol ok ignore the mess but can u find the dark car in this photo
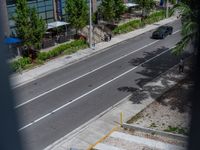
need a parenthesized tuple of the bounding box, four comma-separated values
(152, 26, 173, 39)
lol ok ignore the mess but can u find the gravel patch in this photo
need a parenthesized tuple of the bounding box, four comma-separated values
(127, 76, 193, 136)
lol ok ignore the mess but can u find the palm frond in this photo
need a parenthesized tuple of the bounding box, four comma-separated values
(181, 21, 198, 37)
(172, 35, 191, 55)
(174, 2, 191, 14)
(171, 2, 192, 17)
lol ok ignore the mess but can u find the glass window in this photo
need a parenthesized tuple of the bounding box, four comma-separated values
(37, 1, 45, 6)
(46, 5, 53, 11)
(38, 6, 46, 12)
(47, 18, 54, 23)
(45, 0, 53, 5)
(46, 11, 53, 18)
(39, 12, 46, 19)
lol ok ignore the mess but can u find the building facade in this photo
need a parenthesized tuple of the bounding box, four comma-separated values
(5, 0, 101, 35)
(6, 0, 66, 34)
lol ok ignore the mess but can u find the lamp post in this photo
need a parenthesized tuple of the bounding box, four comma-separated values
(166, 0, 169, 18)
(89, 0, 93, 49)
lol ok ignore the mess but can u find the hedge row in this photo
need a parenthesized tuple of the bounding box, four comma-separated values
(37, 40, 88, 61)
(112, 10, 166, 35)
(11, 39, 88, 72)
(112, 19, 141, 34)
(143, 10, 165, 25)
(11, 57, 32, 72)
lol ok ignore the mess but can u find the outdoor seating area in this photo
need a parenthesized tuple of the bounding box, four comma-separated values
(41, 21, 71, 49)
(42, 38, 55, 49)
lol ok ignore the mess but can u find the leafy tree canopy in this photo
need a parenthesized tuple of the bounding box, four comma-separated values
(135, 0, 156, 16)
(65, 0, 88, 32)
(114, 0, 126, 20)
(98, 0, 126, 22)
(13, 0, 46, 50)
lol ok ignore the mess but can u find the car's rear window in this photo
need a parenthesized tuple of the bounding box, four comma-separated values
(157, 27, 166, 31)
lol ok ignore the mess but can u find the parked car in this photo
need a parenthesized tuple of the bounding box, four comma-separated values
(152, 26, 173, 39)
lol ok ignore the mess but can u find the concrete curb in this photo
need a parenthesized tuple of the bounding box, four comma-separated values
(87, 57, 192, 150)
(44, 95, 131, 150)
(87, 126, 118, 150)
(122, 123, 188, 142)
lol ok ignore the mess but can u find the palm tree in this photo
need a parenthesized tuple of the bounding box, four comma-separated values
(172, 2, 199, 55)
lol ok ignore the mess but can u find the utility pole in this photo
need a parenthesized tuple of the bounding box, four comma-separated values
(89, 0, 93, 49)
(166, 0, 169, 18)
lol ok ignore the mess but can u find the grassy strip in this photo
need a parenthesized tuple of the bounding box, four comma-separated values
(10, 57, 32, 72)
(164, 125, 189, 135)
(112, 19, 142, 34)
(10, 39, 88, 72)
(112, 10, 166, 35)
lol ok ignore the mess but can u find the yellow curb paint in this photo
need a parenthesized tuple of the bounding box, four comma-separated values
(120, 112, 123, 126)
(87, 126, 118, 150)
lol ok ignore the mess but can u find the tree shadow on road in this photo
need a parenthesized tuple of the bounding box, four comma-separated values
(128, 46, 168, 66)
(132, 46, 189, 89)
(118, 46, 191, 105)
(118, 86, 149, 104)
(117, 46, 184, 104)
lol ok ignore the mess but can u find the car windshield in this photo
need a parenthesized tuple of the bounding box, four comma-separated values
(158, 27, 166, 30)
(157, 27, 166, 32)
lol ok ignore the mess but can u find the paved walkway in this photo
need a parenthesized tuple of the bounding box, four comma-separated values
(10, 16, 178, 88)
(44, 50, 191, 149)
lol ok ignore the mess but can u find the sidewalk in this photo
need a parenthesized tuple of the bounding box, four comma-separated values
(10, 16, 178, 88)
(44, 53, 191, 150)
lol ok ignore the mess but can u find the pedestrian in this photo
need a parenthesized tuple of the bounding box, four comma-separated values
(179, 58, 184, 73)
(109, 33, 112, 41)
(104, 34, 107, 41)
(92, 42, 95, 50)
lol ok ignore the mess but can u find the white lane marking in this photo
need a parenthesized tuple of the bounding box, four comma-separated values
(172, 30, 181, 34)
(16, 30, 181, 109)
(15, 41, 158, 108)
(18, 46, 175, 131)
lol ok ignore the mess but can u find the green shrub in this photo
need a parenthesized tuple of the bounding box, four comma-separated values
(10, 40, 88, 72)
(142, 10, 165, 25)
(11, 57, 32, 72)
(112, 10, 166, 35)
(37, 40, 87, 61)
(37, 52, 49, 61)
(35, 59, 44, 65)
(112, 19, 141, 34)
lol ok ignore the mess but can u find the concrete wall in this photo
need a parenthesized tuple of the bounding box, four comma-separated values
(0, 0, 10, 37)
(92, 0, 97, 13)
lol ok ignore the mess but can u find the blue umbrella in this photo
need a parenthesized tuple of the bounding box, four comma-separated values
(4, 37, 22, 44)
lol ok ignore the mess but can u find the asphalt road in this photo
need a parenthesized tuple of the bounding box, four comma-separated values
(13, 20, 188, 150)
